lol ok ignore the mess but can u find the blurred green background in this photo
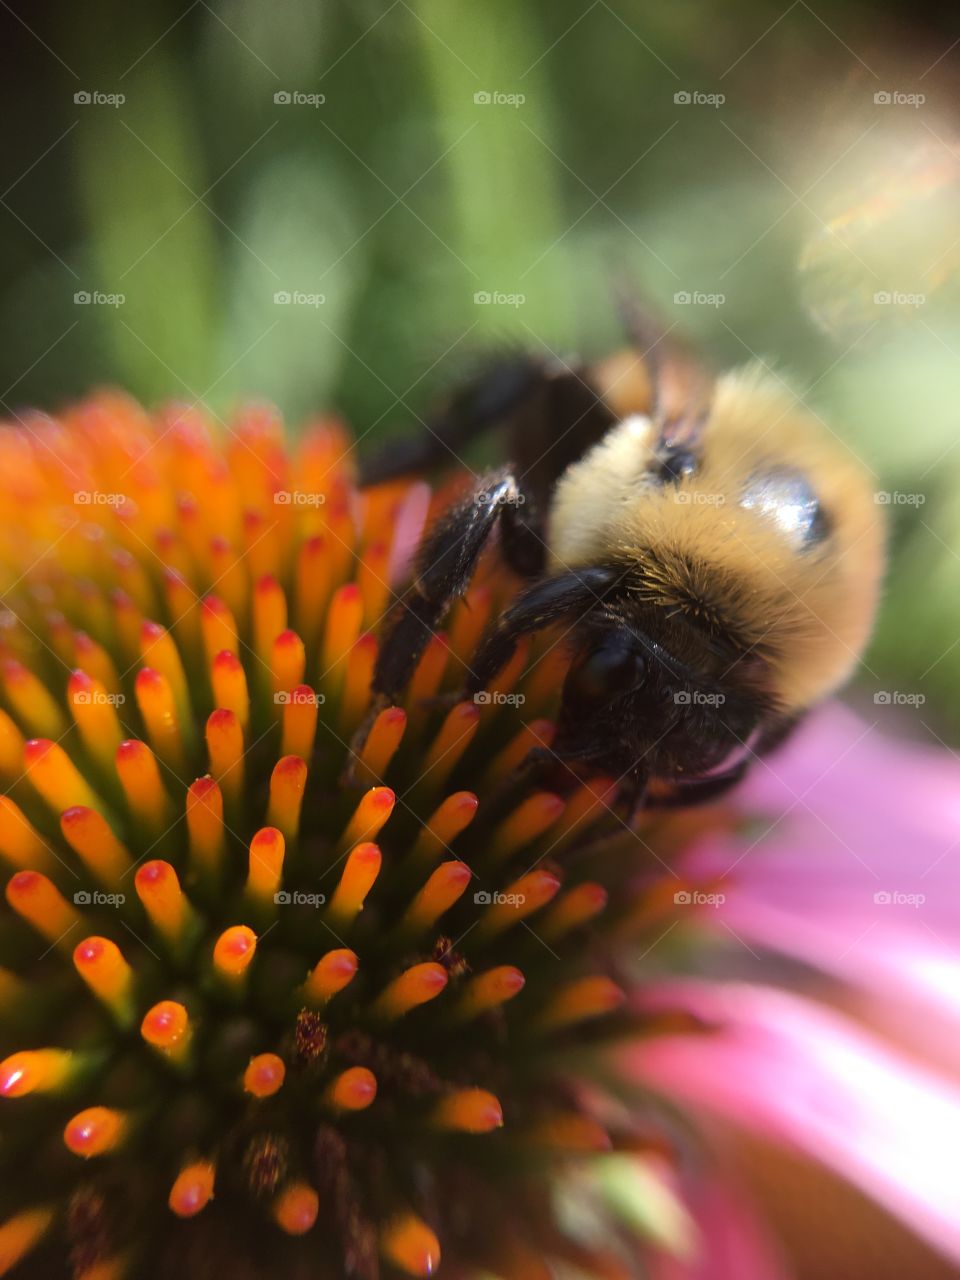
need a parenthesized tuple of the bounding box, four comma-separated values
(1, 0, 958, 733)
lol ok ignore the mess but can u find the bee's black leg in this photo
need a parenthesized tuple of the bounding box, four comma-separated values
(464, 566, 623, 696)
(371, 470, 543, 702)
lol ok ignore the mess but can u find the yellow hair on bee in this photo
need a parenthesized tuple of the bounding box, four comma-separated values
(548, 366, 885, 714)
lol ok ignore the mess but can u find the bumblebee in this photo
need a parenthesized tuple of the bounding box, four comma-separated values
(360, 311, 885, 810)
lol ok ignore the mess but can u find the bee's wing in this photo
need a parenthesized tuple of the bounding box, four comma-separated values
(615, 293, 715, 456)
(358, 355, 545, 488)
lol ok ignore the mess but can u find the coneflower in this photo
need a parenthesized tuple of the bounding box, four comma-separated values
(2, 394, 959, 1280)
(0, 393, 666, 1280)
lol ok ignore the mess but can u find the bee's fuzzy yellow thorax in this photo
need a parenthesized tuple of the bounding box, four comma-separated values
(548, 368, 885, 712)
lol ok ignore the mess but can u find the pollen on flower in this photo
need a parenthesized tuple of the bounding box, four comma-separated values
(168, 1162, 216, 1219)
(325, 1065, 378, 1111)
(0, 1048, 73, 1097)
(243, 1052, 287, 1098)
(0, 393, 674, 1279)
(140, 1000, 192, 1063)
(63, 1106, 127, 1157)
(213, 924, 257, 981)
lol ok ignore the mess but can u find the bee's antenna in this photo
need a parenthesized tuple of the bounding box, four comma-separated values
(612, 283, 715, 452)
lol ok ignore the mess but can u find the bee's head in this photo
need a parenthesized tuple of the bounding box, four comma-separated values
(552, 611, 764, 794)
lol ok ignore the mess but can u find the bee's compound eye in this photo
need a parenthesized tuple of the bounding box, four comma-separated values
(565, 641, 646, 707)
(740, 466, 830, 550)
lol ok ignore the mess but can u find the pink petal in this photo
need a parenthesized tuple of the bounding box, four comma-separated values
(650, 1173, 790, 1280)
(741, 704, 960, 839)
(627, 981, 960, 1266)
(678, 705, 960, 1029)
(386, 481, 430, 585)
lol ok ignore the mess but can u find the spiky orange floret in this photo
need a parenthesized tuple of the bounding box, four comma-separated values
(0, 393, 691, 1280)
